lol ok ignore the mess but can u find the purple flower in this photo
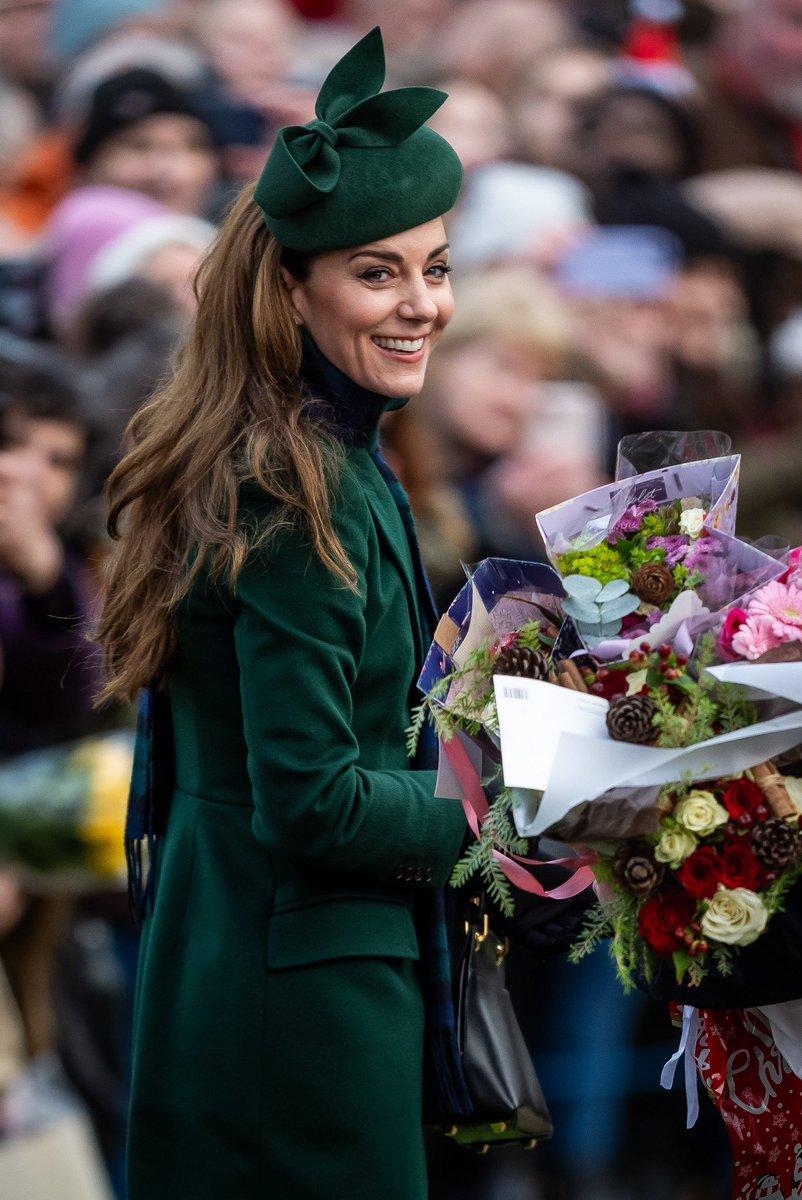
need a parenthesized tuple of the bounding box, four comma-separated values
(608, 500, 659, 544)
(646, 535, 688, 567)
(684, 537, 719, 571)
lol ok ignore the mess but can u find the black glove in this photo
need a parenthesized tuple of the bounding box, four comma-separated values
(489, 873, 594, 956)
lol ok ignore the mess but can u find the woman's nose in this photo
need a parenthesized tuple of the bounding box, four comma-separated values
(396, 276, 439, 324)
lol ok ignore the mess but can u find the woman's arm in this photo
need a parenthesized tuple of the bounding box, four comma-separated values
(233, 476, 466, 885)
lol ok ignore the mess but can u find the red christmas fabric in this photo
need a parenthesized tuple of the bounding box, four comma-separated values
(694, 1008, 802, 1199)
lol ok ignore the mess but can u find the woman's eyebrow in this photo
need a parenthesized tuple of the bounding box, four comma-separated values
(348, 242, 451, 264)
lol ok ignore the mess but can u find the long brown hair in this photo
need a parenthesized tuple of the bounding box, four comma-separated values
(94, 184, 356, 706)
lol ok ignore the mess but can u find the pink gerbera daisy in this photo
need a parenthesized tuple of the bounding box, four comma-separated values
(730, 614, 786, 661)
(748, 580, 802, 628)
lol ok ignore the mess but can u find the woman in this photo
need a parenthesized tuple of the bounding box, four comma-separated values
(95, 28, 470, 1200)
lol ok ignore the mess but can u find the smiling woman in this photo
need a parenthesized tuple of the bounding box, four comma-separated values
(280, 222, 454, 395)
(94, 26, 475, 1200)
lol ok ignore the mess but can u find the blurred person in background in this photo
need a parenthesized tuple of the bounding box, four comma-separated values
(0, 343, 101, 756)
(669, 254, 761, 437)
(72, 67, 221, 216)
(511, 44, 612, 174)
(414, 265, 606, 594)
(427, 78, 510, 176)
(341, 0, 452, 57)
(448, 160, 593, 274)
(49, 0, 175, 67)
(701, 0, 802, 172)
(439, 0, 572, 102)
(577, 81, 736, 260)
(191, 0, 307, 121)
(0, 0, 55, 105)
(738, 308, 802, 548)
(41, 183, 214, 340)
(552, 225, 685, 462)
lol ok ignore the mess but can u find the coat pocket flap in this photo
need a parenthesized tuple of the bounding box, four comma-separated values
(267, 896, 419, 969)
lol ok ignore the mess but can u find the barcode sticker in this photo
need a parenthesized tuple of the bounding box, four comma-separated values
(502, 686, 529, 701)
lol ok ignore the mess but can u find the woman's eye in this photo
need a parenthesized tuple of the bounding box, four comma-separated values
(361, 267, 392, 282)
(427, 263, 452, 280)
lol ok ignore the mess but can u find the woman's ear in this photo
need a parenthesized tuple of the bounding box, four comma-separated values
(279, 266, 304, 326)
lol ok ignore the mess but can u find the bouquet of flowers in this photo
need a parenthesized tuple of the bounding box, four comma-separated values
(0, 731, 133, 886)
(536, 433, 779, 659)
(564, 641, 802, 990)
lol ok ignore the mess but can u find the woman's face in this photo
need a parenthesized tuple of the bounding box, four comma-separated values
(281, 218, 454, 398)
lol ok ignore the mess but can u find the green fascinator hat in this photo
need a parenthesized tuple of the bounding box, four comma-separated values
(255, 26, 463, 253)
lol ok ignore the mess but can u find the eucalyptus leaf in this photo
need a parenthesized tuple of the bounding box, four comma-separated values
(562, 597, 601, 623)
(599, 594, 641, 622)
(562, 575, 602, 601)
(599, 619, 623, 636)
(596, 579, 630, 603)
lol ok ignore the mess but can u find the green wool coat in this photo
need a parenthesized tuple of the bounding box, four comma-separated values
(126, 448, 467, 1200)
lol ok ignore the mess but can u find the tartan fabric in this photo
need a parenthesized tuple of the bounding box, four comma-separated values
(125, 684, 174, 927)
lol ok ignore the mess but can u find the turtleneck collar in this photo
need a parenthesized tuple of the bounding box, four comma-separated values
(299, 328, 409, 450)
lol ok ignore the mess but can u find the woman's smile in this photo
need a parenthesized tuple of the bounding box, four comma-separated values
(371, 333, 429, 364)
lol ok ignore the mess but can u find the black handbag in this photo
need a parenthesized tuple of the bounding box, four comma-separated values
(447, 897, 554, 1152)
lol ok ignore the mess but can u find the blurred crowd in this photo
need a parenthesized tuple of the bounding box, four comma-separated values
(2, 0, 802, 1196)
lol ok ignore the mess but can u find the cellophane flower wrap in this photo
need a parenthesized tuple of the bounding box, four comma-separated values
(535, 429, 781, 660)
(411, 558, 594, 908)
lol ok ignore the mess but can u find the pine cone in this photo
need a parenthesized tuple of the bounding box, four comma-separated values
(613, 842, 664, 896)
(632, 563, 675, 606)
(493, 645, 550, 681)
(752, 818, 802, 869)
(606, 693, 658, 744)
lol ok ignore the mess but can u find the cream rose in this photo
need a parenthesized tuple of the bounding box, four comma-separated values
(679, 507, 706, 538)
(673, 791, 729, 837)
(700, 887, 768, 947)
(654, 827, 697, 868)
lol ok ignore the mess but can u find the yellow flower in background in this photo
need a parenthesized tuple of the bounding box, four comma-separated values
(74, 735, 132, 879)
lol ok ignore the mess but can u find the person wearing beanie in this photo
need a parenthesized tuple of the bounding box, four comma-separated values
(43, 185, 215, 334)
(74, 67, 220, 216)
(95, 27, 469, 1200)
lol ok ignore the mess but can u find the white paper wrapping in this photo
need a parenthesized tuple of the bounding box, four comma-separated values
(509, 707, 802, 839)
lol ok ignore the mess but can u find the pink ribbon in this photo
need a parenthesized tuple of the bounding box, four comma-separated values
(440, 735, 597, 900)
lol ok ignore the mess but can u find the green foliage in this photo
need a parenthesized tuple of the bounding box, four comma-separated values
(449, 784, 530, 915)
(517, 621, 543, 652)
(652, 687, 718, 748)
(714, 682, 757, 735)
(629, 545, 666, 571)
(641, 508, 676, 539)
(556, 543, 629, 585)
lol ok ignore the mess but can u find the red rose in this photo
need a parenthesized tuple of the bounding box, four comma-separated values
(719, 839, 764, 891)
(722, 779, 769, 827)
(677, 846, 722, 899)
(638, 892, 696, 958)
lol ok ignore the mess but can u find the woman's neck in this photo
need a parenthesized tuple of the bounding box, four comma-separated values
(299, 329, 408, 450)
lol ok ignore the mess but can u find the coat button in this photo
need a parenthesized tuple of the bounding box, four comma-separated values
(414, 867, 425, 883)
(424, 868, 433, 883)
(393, 865, 405, 880)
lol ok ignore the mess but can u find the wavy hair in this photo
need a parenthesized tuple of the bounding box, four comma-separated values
(94, 184, 356, 706)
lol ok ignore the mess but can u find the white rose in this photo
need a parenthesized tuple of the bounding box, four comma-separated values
(700, 887, 769, 947)
(679, 507, 706, 538)
(654, 827, 697, 868)
(673, 791, 729, 837)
